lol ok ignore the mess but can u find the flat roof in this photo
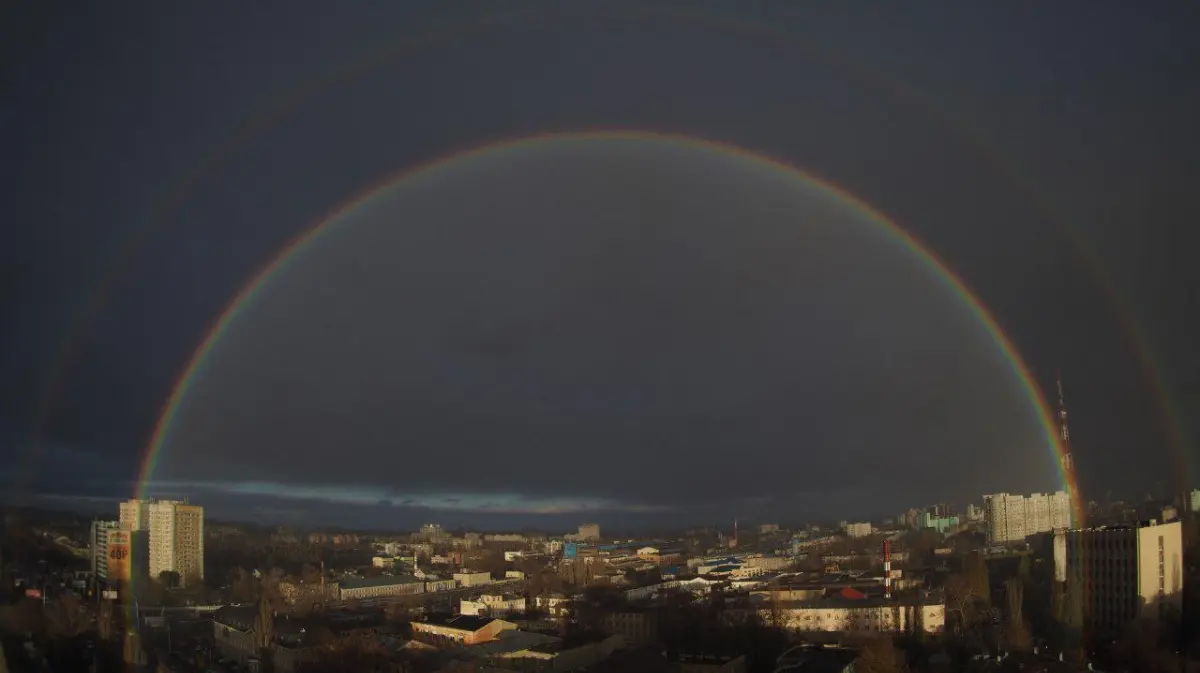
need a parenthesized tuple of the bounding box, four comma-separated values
(340, 574, 423, 589)
(419, 614, 499, 633)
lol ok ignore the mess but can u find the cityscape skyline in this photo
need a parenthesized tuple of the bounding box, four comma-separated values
(10, 482, 1192, 538)
(4, 4, 1199, 671)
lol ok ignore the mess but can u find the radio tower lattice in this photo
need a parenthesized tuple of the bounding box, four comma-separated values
(1057, 371, 1084, 527)
(1057, 372, 1072, 474)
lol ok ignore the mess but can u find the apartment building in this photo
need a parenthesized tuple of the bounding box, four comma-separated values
(460, 593, 526, 617)
(119, 499, 150, 531)
(338, 575, 425, 601)
(147, 500, 205, 586)
(844, 522, 872, 538)
(741, 597, 945, 634)
(985, 491, 1071, 544)
(454, 570, 492, 587)
(90, 520, 122, 581)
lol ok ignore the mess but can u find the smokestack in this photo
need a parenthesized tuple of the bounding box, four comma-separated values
(883, 540, 892, 600)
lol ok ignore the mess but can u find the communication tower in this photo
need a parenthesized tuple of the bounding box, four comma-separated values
(1057, 372, 1073, 474)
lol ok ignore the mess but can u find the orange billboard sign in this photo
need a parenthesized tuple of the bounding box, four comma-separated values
(107, 530, 131, 581)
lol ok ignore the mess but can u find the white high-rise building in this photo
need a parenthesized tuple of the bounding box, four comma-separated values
(985, 491, 1071, 543)
(119, 499, 150, 531)
(965, 503, 983, 522)
(147, 500, 204, 587)
(90, 520, 121, 580)
(985, 493, 1028, 543)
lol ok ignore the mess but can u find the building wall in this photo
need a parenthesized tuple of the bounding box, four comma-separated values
(844, 523, 872, 538)
(212, 622, 309, 673)
(481, 594, 526, 615)
(147, 501, 204, 586)
(986, 492, 1071, 544)
(751, 602, 944, 634)
(1065, 520, 1184, 634)
(744, 556, 790, 571)
(1052, 530, 1067, 583)
(601, 611, 657, 646)
(455, 571, 492, 587)
(426, 578, 457, 592)
(916, 513, 960, 534)
(536, 595, 571, 619)
(411, 619, 517, 646)
(485, 533, 527, 543)
(1137, 522, 1184, 620)
(90, 521, 121, 580)
(279, 580, 339, 605)
(577, 524, 600, 541)
(985, 493, 1027, 544)
(751, 588, 824, 602)
(461, 596, 525, 616)
(339, 579, 424, 600)
(119, 500, 149, 531)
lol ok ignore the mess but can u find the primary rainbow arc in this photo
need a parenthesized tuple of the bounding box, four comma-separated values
(136, 130, 1082, 522)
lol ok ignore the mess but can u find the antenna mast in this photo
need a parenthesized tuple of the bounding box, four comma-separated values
(1057, 371, 1083, 526)
(1056, 372, 1073, 474)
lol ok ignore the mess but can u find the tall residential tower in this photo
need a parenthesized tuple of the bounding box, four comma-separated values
(126, 499, 206, 586)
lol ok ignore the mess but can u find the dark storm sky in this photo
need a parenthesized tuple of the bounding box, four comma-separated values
(3, 1, 1199, 530)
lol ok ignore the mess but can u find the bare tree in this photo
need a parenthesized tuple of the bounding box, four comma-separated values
(854, 637, 909, 673)
(1003, 578, 1032, 652)
(1111, 617, 1172, 673)
(945, 574, 985, 640)
(298, 634, 411, 673)
(158, 570, 182, 589)
(44, 592, 91, 639)
(0, 599, 44, 635)
(231, 567, 259, 603)
(962, 552, 990, 608)
(763, 581, 787, 630)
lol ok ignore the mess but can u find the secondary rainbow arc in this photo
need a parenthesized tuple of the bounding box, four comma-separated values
(136, 130, 1083, 522)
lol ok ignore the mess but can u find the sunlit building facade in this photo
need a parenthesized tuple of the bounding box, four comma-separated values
(148, 500, 205, 586)
(984, 491, 1071, 544)
(843, 522, 872, 538)
(90, 520, 121, 580)
(119, 499, 150, 531)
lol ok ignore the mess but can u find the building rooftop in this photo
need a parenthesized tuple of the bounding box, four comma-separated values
(776, 647, 858, 673)
(213, 604, 386, 644)
(678, 652, 745, 665)
(420, 614, 500, 633)
(775, 594, 943, 609)
(340, 574, 423, 589)
(528, 630, 611, 653)
(463, 629, 559, 656)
